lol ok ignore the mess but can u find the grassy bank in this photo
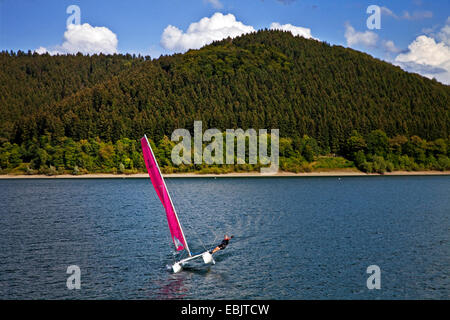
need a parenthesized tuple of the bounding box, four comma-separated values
(1, 168, 449, 179)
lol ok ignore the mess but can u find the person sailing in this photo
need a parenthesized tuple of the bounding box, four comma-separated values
(210, 235, 233, 254)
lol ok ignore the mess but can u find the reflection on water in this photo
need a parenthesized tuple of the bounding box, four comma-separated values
(152, 277, 188, 300)
(0, 176, 449, 299)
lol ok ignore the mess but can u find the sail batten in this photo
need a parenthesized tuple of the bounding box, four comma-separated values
(141, 135, 191, 256)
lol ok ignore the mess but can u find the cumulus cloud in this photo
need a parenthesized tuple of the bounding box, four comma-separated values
(35, 23, 118, 55)
(344, 23, 378, 48)
(161, 13, 255, 52)
(395, 20, 450, 84)
(269, 22, 316, 39)
(160, 13, 317, 52)
(35, 46, 51, 55)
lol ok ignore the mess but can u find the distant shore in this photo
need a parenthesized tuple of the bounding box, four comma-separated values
(1, 170, 449, 179)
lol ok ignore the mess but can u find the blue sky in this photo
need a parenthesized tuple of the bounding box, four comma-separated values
(1, 0, 449, 83)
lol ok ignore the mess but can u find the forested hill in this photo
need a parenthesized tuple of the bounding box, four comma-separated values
(0, 30, 449, 174)
(0, 52, 146, 141)
(2, 30, 449, 148)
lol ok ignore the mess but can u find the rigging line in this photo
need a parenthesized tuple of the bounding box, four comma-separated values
(208, 234, 218, 252)
(167, 178, 208, 252)
(206, 218, 220, 250)
(190, 201, 210, 251)
(184, 197, 209, 252)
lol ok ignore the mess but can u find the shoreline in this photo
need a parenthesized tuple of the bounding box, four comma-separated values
(0, 170, 449, 179)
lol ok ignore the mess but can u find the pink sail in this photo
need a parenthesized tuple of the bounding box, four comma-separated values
(141, 136, 190, 254)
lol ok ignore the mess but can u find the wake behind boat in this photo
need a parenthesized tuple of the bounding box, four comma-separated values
(140, 135, 215, 273)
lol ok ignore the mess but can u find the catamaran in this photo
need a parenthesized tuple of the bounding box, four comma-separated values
(140, 135, 215, 273)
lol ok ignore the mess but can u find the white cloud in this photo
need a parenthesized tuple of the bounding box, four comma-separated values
(160, 14, 318, 52)
(161, 13, 255, 52)
(381, 6, 397, 18)
(35, 46, 51, 55)
(381, 7, 432, 20)
(437, 17, 450, 45)
(344, 23, 401, 55)
(269, 22, 316, 39)
(35, 23, 118, 55)
(396, 36, 450, 66)
(402, 10, 432, 20)
(382, 40, 401, 53)
(344, 23, 378, 48)
(204, 0, 223, 9)
(394, 24, 450, 84)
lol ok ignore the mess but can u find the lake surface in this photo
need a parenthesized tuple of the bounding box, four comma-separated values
(0, 176, 449, 299)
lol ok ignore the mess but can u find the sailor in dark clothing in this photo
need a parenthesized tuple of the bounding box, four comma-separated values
(210, 235, 233, 254)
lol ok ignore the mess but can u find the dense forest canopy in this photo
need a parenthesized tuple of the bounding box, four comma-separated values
(0, 30, 449, 174)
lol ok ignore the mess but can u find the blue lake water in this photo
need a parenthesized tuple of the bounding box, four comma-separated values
(0, 176, 449, 299)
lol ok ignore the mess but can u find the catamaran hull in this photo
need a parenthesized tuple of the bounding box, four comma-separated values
(172, 251, 216, 273)
(172, 262, 182, 273)
(202, 251, 214, 264)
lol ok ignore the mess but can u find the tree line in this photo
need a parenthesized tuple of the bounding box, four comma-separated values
(1, 130, 448, 175)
